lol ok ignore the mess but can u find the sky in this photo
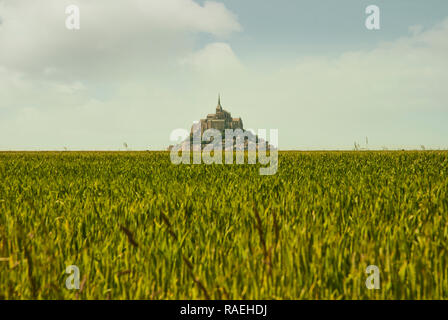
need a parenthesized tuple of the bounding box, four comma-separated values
(0, 0, 447, 150)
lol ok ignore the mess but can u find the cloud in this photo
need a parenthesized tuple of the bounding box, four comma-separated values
(0, 0, 241, 78)
(0, 1, 447, 150)
(180, 42, 243, 74)
(173, 18, 448, 149)
(0, 0, 242, 150)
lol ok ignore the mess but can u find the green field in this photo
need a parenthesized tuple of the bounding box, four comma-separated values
(0, 151, 447, 299)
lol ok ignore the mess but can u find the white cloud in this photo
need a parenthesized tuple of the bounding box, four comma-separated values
(180, 42, 243, 73)
(0, 1, 447, 150)
(172, 18, 448, 149)
(0, 0, 240, 77)
(0, 0, 242, 150)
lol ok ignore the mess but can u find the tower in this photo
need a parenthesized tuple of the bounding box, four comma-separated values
(216, 94, 223, 112)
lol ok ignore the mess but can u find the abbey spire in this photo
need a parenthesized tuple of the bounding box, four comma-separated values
(216, 94, 223, 112)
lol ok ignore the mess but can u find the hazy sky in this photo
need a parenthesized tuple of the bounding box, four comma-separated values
(0, 0, 447, 150)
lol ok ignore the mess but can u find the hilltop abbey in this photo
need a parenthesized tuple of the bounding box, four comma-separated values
(169, 95, 278, 174)
(167, 95, 273, 154)
(193, 95, 243, 136)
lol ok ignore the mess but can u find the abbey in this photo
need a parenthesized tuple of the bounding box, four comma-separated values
(169, 95, 278, 175)
(193, 95, 243, 136)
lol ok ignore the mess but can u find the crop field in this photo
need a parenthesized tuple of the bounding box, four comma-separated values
(0, 151, 447, 299)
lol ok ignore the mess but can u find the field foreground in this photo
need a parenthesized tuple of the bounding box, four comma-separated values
(0, 151, 447, 299)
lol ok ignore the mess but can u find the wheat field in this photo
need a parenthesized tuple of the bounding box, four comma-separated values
(0, 151, 447, 299)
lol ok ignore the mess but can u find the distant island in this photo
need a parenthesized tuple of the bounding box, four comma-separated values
(169, 95, 274, 152)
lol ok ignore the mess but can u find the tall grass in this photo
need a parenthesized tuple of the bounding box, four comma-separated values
(0, 151, 447, 299)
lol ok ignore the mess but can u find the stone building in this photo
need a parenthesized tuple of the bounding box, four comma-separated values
(178, 95, 273, 151)
(193, 95, 243, 136)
